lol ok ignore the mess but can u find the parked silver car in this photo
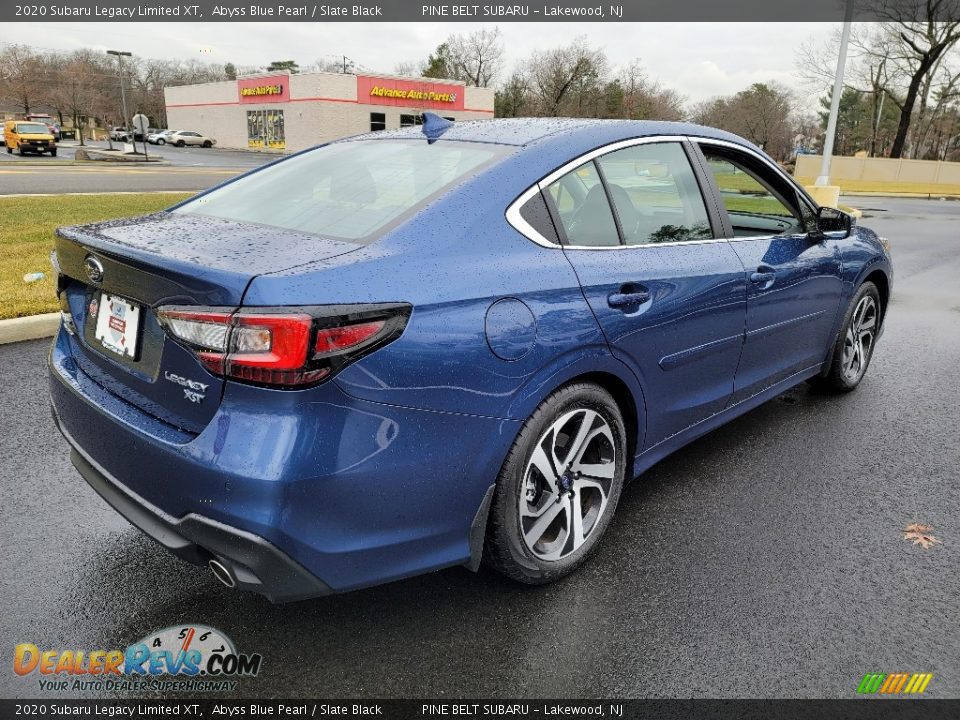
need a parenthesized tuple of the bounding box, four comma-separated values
(147, 130, 176, 145)
(169, 130, 216, 148)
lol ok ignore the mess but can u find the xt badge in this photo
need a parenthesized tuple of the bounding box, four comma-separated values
(164, 371, 208, 404)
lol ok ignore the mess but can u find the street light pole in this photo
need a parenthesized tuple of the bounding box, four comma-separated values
(816, 0, 854, 186)
(107, 50, 132, 152)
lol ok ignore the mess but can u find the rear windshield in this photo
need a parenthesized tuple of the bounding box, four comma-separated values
(175, 139, 508, 240)
(15, 123, 50, 134)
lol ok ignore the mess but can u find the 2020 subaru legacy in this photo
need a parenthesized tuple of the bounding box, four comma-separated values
(49, 116, 892, 601)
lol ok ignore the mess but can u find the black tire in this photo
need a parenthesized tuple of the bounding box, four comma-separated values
(811, 281, 881, 393)
(156, 139, 165, 145)
(176, 140, 185, 147)
(484, 383, 627, 584)
(202, 140, 212, 148)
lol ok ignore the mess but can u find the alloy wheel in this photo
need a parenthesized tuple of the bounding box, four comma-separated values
(519, 408, 616, 561)
(842, 295, 878, 383)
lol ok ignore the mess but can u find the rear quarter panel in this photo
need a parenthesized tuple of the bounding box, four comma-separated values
(242, 155, 611, 420)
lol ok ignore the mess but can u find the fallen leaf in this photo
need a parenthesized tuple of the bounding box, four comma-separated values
(903, 524, 942, 549)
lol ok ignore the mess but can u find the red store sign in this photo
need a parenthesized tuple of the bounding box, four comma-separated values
(237, 75, 290, 103)
(356, 75, 465, 111)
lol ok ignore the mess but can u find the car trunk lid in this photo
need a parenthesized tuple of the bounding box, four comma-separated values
(54, 211, 361, 434)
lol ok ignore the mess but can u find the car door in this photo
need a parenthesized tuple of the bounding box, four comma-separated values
(544, 139, 747, 449)
(694, 141, 844, 404)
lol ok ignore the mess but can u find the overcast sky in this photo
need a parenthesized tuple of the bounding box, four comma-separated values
(10, 22, 836, 108)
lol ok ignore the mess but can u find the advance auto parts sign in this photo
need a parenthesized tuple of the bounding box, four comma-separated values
(356, 75, 465, 111)
(238, 75, 289, 103)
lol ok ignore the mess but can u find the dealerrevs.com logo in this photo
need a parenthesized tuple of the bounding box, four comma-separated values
(14, 625, 262, 693)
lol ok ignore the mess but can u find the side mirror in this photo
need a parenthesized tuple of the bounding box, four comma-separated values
(816, 206, 852, 238)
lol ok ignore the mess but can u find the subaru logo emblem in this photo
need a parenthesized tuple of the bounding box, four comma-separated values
(84, 255, 104, 284)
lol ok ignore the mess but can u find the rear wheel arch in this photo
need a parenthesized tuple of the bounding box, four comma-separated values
(565, 371, 640, 478)
(510, 364, 645, 480)
(467, 367, 646, 572)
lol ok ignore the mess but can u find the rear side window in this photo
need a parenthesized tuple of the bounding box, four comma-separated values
(176, 140, 508, 241)
(517, 190, 560, 245)
(545, 162, 620, 247)
(596, 143, 714, 245)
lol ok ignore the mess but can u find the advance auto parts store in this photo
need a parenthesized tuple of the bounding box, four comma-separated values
(164, 72, 495, 152)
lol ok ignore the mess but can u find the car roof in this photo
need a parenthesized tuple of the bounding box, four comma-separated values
(344, 117, 759, 152)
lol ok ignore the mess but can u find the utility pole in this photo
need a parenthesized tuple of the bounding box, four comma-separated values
(816, 0, 854, 186)
(107, 50, 132, 151)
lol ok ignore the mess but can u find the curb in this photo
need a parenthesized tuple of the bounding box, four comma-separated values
(0, 313, 60, 345)
(0, 159, 172, 167)
(839, 191, 960, 200)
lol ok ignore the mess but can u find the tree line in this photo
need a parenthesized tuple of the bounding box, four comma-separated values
(2, 5, 958, 162)
(399, 11, 960, 162)
(0, 44, 240, 141)
(798, 4, 960, 160)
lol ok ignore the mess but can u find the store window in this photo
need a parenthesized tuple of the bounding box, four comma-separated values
(400, 114, 423, 128)
(246, 110, 285, 150)
(370, 113, 386, 132)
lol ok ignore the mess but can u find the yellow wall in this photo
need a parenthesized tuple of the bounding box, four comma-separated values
(796, 155, 960, 187)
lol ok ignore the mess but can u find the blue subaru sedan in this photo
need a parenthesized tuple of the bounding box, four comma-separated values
(49, 116, 892, 601)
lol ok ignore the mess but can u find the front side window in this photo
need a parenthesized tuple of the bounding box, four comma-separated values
(177, 140, 508, 241)
(595, 143, 713, 245)
(545, 161, 619, 247)
(699, 146, 806, 237)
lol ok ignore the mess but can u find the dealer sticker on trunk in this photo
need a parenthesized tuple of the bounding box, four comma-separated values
(94, 293, 141, 359)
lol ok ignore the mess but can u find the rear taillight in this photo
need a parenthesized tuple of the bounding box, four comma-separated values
(156, 304, 410, 388)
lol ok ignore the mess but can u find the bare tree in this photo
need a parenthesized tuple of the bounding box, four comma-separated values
(0, 44, 46, 114)
(394, 60, 426, 78)
(869, 2, 960, 157)
(419, 28, 505, 86)
(309, 57, 355, 74)
(613, 60, 685, 120)
(47, 50, 109, 145)
(694, 82, 797, 160)
(445, 28, 505, 88)
(494, 71, 531, 117)
(526, 37, 607, 116)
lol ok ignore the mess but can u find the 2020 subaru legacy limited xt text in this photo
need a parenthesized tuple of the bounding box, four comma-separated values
(49, 117, 892, 601)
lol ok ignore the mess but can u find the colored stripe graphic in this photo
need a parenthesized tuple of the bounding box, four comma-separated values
(857, 673, 886, 694)
(858, 672, 932, 694)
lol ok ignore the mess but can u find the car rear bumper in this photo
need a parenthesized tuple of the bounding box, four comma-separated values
(56, 415, 332, 603)
(49, 326, 516, 600)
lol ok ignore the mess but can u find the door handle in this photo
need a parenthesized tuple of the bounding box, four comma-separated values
(608, 287, 650, 308)
(749, 266, 776, 285)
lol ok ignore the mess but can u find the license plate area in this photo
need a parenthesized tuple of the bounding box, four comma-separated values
(94, 293, 141, 359)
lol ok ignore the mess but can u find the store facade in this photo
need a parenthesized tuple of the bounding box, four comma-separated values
(164, 71, 495, 152)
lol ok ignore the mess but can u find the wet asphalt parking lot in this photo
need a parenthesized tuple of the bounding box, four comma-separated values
(0, 197, 957, 699)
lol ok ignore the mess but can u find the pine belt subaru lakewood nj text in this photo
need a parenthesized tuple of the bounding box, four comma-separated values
(49, 115, 892, 601)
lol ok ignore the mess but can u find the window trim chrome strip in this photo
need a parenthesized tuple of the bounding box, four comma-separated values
(505, 133, 817, 251)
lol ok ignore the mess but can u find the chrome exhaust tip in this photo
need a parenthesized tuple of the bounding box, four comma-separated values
(208, 559, 236, 588)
